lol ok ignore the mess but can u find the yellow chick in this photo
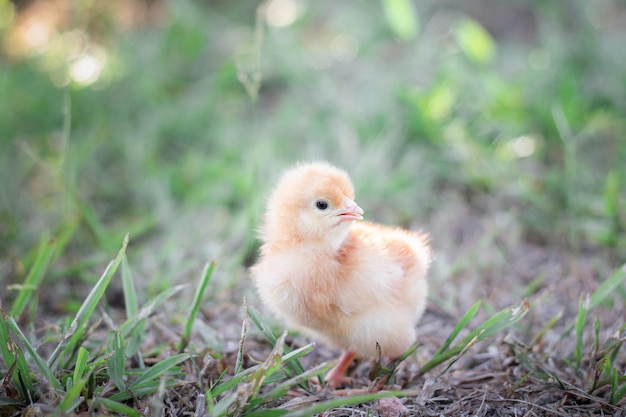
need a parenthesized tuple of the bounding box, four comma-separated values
(250, 161, 430, 387)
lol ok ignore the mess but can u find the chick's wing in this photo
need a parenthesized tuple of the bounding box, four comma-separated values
(332, 221, 430, 315)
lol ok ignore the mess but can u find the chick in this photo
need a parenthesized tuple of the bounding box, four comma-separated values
(250, 161, 430, 387)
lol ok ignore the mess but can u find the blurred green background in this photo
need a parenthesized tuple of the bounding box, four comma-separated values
(1, 0, 625, 311)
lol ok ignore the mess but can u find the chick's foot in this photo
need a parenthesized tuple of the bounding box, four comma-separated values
(325, 350, 357, 388)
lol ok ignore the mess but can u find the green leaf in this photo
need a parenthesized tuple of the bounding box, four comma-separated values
(106, 331, 126, 391)
(211, 391, 238, 417)
(107, 354, 190, 402)
(247, 304, 279, 345)
(118, 284, 186, 338)
(210, 342, 316, 398)
(421, 299, 530, 373)
(262, 361, 334, 403)
(281, 390, 420, 417)
(473, 299, 529, 340)
(575, 295, 589, 370)
(434, 300, 481, 357)
(532, 309, 563, 345)
(94, 397, 142, 417)
(235, 304, 249, 375)
(6, 316, 61, 390)
(379, 343, 419, 383)
(180, 261, 215, 352)
(381, 0, 419, 41)
(48, 234, 129, 370)
(72, 347, 89, 382)
(108, 381, 167, 402)
(454, 17, 496, 64)
(122, 256, 139, 318)
(0, 313, 35, 399)
(121, 256, 143, 361)
(610, 368, 619, 404)
(589, 264, 626, 309)
(128, 353, 190, 389)
(612, 381, 626, 404)
(10, 235, 57, 319)
(59, 376, 88, 413)
(247, 304, 307, 380)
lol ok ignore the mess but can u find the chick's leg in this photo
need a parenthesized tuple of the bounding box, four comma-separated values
(325, 350, 357, 388)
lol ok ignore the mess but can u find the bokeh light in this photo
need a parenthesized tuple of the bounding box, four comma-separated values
(265, 0, 305, 28)
(70, 51, 106, 85)
(2, 0, 64, 57)
(1, 0, 111, 88)
(511, 135, 537, 158)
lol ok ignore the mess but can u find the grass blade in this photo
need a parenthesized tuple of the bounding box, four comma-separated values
(381, 343, 420, 382)
(107, 330, 126, 391)
(421, 299, 530, 373)
(6, 317, 62, 390)
(280, 343, 316, 362)
(128, 353, 190, 389)
(180, 261, 215, 352)
(10, 235, 57, 319)
(250, 331, 286, 392)
(48, 234, 129, 369)
(219, 332, 287, 415)
(532, 309, 564, 345)
(235, 302, 249, 375)
(262, 361, 335, 402)
(107, 354, 191, 402)
(122, 256, 139, 318)
(121, 256, 143, 362)
(589, 264, 626, 309)
(281, 390, 420, 417)
(434, 300, 481, 357)
(94, 397, 142, 417)
(247, 304, 307, 378)
(118, 284, 186, 338)
(211, 391, 238, 416)
(575, 295, 589, 371)
(247, 304, 279, 345)
(0, 312, 35, 399)
(58, 376, 88, 413)
(464, 299, 530, 343)
(612, 383, 626, 405)
(210, 342, 316, 398)
(108, 380, 172, 402)
(72, 347, 89, 382)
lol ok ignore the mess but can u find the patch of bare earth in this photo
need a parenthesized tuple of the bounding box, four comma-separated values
(139, 197, 625, 416)
(14, 195, 622, 416)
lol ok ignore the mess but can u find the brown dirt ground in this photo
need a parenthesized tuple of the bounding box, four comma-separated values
(142, 196, 625, 416)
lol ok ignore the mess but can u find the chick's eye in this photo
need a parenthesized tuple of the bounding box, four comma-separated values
(315, 200, 329, 210)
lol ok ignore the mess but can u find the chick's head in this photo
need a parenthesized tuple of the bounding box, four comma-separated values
(261, 162, 364, 247)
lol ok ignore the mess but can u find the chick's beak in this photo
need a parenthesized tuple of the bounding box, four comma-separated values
(337, 198, 364, 222)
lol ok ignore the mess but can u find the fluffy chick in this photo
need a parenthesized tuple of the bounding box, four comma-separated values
(250, 161, 430, 387)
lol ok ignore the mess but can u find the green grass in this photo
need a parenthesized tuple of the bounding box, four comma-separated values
(1, 0, 626, 414)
